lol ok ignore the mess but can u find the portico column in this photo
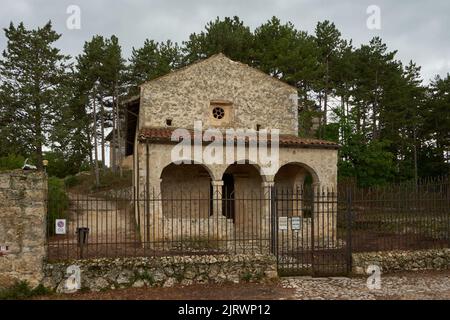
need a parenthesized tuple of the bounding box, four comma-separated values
(211, 180, 224, 217)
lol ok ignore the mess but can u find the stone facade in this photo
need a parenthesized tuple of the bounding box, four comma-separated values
(352, 249, 450, 274)
(42, 254, 277, 292)
(0, 170, 47, 288)
(140, 53, 299, 134)
(130, 54, 339, 248)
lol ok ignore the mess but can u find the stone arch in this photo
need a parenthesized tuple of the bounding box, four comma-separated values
(275, 162, 320, 187)
(217, 159, 269, 184)
(160, 159, 217, 181)
(160, 162, 213, 218)
(274, 162, 319, 218)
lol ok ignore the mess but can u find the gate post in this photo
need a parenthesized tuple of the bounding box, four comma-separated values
(346, 187, 353, 274)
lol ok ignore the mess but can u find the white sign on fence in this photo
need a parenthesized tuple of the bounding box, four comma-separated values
(278, 217, 288, 230)
(55, 219, 67, 235)
(291, 217, 302, 230)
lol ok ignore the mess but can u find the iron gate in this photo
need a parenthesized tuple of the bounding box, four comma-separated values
(271, 188, 352, 276)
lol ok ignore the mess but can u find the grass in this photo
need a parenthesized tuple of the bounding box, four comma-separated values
(65, 170, 132, 195)
(134, 270, 155, 285)
(241, 271, 264, 282)
(0, 281, 52, 300)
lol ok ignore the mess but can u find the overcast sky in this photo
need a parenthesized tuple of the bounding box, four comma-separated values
(0, 0, 449, 83)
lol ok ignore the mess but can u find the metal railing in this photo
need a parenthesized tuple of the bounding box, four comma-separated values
(46, 180, 450, 267)
(340, 177, 450, 253)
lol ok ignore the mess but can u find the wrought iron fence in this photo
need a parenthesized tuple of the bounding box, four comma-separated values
(46, 178, 450, 270)
(47, 187, 275, 261)
(339, 177, 450, 253)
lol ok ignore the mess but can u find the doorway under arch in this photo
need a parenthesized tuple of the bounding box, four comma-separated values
(221, 163, 263, 237)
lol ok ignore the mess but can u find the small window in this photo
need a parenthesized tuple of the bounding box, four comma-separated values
(166, 119, 172, 126)
(256, 124, 261, 131)
(212, 107, 225, 120)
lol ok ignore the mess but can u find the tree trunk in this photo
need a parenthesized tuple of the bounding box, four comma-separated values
(372, 70, 379, 139)
(100, 98, 106, 170)
(93, 91, 100, 187)
(323, 58, 329, 127)
(413, 128, 418, 190)
(35, 103, 44, 171)
(111, 88, 117, 173)
(116, 81, 123, 178)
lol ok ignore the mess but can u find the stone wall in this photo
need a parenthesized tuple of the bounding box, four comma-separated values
(0, 170, 47, 288)
(42, 254, 277, 292)
(140, 53, 298, 135)
(352, 249, 450, 274)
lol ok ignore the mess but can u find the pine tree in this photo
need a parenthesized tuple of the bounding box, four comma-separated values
(183, 16, 253, 64)
(0, 21, 70, 169)
(127, 39, 182, 96)
(314, 21, 343, 129)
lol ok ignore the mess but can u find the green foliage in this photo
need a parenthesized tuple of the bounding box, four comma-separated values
(240, 271, 263, 282)
(183, 16, 253, 64)
(127, 39, 182, 95)
(64, 170, 132, 194)
(134, 270, 155, 285)
(0, 22, 71, 169)
(47, 177, 69, 236)
(0, 281, 52, 300)
(339, 135, 395, 187)
(64, 175, 79, 188)
(1, 17, 449, 186)
(43, 151, 90, 178)
(0, 154, 25, 171)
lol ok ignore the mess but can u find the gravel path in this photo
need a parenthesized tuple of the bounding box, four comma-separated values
(281, 271, 450, 300)
(35, 271, 450, 300)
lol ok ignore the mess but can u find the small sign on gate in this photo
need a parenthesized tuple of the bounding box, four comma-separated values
(291, 217, 302, 230)
(278, 217, 288, 230)
(55, 219, 67, 235)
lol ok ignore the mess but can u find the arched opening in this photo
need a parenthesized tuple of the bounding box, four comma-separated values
(160, 163, 212, 218)
(274, 163, 319, 218)
(222, 162, 263, 233)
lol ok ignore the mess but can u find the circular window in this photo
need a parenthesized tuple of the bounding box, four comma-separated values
(212, 107, 225, 120)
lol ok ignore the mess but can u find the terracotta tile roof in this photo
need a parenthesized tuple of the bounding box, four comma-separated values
(138, 128, 339, 149)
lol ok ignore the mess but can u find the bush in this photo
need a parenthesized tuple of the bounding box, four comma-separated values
(0, 154, 26, 172)
(47, 177, 69, 236)
(0, 281, 52, 300)
(64, 175, 79, 188)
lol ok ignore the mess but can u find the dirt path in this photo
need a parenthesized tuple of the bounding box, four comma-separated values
(47, 193, 140, 261)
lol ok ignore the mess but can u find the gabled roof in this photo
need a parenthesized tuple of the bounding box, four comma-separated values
(138, 128, 339, 150)
(138, 53, 298, 91)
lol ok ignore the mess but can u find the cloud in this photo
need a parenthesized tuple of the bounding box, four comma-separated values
(0, 0, 449, 82)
